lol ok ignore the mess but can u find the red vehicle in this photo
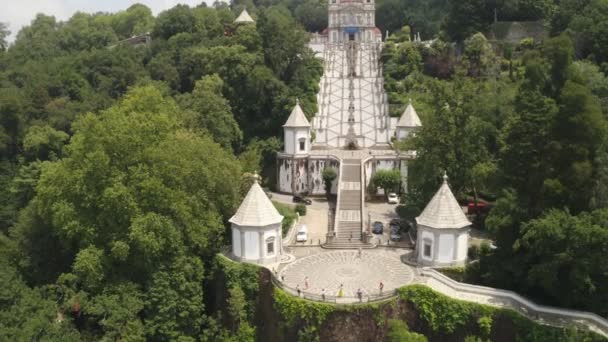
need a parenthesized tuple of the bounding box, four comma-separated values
(467, 201, 489, 215)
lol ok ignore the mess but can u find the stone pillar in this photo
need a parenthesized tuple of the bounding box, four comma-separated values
(258, 231, 264, 264)
(240, 230, 246, 260)
(452, 232, 459, 263)
(433, 231, 440, 265)
(278, 226, 283, 256)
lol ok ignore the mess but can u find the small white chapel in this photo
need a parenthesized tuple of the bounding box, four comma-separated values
(416, 173, 471, 267)
(230, 174, 284, 265)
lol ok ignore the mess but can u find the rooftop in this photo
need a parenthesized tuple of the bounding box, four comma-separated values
(416, 173, 471, 229)
(397, 101, 422, 128)
(283, 99, 311, 128)
(229, 176, 283, 227)
(235, 9, 255, 24)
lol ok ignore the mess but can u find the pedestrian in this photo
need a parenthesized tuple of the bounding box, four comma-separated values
(321, 288, 326, 301)
(304, 276, 309, 290)
(358, 247, 362, 258)
(379, 281, 384, 295)
(296, 285, 301, 297)
(357, 288, 363, 302)
(281, 274, 285, 282)
(338, 283, 344, 298)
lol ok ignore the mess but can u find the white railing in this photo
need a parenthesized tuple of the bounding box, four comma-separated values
(421, 268, 608, 338)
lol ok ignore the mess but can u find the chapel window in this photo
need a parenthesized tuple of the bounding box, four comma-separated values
(266, 237, 275, 255)
(423, 241, 432, 257)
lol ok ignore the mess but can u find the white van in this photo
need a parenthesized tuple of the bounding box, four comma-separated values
(296, 225, 308, 243)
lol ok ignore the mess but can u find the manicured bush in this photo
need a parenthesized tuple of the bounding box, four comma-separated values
(295, 204, 307, 216)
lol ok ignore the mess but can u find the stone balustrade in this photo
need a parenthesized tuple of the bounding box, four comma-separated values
(420, 268, 608, 338)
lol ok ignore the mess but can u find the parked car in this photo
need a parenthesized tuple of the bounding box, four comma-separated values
(372, 221, 384, 234)
(467, 201, 491, 215)
(293, 194, 312, 205)
(387, 193, 399, 204)
(390, 226, 402, 241)
(296, 225, 308, 242)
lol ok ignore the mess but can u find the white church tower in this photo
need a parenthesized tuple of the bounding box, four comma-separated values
(230, 174, 284, 265)
(396, 100, 422, 140)
(416, 173, 471, 267)
(283, 99, 311, 155)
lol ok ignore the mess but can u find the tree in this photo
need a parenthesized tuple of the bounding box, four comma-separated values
(10, 86, 241, 339)
(178, 74, 243, 150)
(443, 0, 489, 42)
(322, 167, 337, 198)
(153, 5, 200, 40)
(463, 33, 495, 78)
(566, 0, 608, 63)
(516, 209, 608, 315)
(371, 169, 401, 195)
(0, 22, 10, 52)
(499, 82, 557, 215)
(112, 4, 154, 39)
(551, 80, 607, 213)
(257, 7, 309, 81)
(294, 0, 328, 33)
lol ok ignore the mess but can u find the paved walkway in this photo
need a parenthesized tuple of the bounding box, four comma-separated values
(279, 249, 416, 299)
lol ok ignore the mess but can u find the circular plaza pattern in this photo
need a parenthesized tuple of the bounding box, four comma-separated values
(279, 250, 415, 299)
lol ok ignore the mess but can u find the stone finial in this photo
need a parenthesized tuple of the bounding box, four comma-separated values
(443, 171, 448, 183)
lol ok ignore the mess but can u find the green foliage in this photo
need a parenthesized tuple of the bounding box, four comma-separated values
(322, 167, 337, 197)
(370, 169, 401, 194)
(396, 204, 420, 223)
(295, 203, 307, 216)
(273, 286, 335, 326)
(515, 209, 608, 316)
(477, 315, 493, 338)
(178, 74, 243, 151)
(398, 285, 492, 333)
(386, 319, 428, 341)
(273, 201, 297, 236)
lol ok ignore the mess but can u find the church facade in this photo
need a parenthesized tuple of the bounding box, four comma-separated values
(277, 0, 421, 196)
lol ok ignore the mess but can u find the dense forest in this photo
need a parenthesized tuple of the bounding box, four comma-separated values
(383, 0, 608, 320)
(0, 0, 607, 340)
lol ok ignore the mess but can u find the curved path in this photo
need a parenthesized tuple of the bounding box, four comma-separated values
(280, 250, 415, 298)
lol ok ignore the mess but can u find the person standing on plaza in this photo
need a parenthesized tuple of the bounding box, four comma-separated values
(379, 281, 384, 295)
(357, 288, 363, 302)
(338, 283, 344, 298)
(321, 288, 326, 301)
(296, 284, 301, 297)
(304, 276, 309, 290)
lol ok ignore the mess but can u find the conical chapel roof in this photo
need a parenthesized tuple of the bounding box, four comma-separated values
(283, 100, 311, 128)
(416, 173, 471, 230)
(397, 101, 422, 128)
(235, 9, 255, 23)
(229, 176, 283, 227)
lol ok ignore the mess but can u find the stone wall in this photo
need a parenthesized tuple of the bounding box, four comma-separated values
(277, 156, 340, 195)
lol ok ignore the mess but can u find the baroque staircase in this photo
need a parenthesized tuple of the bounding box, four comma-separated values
(324, 159, 373, 249)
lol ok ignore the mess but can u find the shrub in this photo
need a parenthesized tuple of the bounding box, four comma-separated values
(468, 245, 480, 260)
(295, 204, 307, 216)
(273, 201, 297, 236)
(387, 319, 427, 341)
